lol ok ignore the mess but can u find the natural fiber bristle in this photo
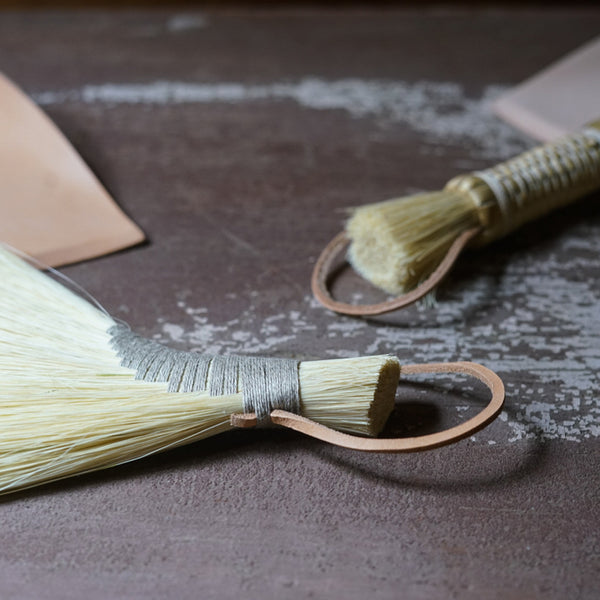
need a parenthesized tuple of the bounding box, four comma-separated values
(346, 191, 479, 294)
(0, 246, 400, 494)
(300, 355, 399, 437)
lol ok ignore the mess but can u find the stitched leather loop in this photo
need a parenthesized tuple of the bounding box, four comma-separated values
(231, 361, 505, 451)
(311, 227, 482, 316)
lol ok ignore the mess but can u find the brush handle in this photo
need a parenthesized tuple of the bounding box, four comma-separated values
(446, 122, 600, 244)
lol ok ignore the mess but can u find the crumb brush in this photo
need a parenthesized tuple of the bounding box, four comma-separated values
(312, 122, 600, 315)
(0, 245, 503, 494)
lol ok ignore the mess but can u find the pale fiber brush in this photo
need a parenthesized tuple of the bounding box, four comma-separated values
(0, 246, 399, 494)
(347, 190, 478, 294)
(345, 126, 600, 296)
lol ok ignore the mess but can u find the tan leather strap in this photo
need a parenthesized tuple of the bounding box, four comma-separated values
(311, 227, 482, 316)
(231, 361, 504, 451)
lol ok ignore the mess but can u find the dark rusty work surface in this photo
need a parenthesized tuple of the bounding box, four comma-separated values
(1, 10, 599, 600)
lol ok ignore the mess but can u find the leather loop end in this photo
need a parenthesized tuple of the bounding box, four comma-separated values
(311, 228, 482, 316)
(231, 412, 258, 428)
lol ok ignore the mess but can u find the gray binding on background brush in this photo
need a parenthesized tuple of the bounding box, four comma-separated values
(108, 324, 300, 423)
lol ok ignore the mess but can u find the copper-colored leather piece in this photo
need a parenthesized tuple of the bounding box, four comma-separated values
(0, 73, 144, 267)
(231, 361, 505, 451)
(311, 228, 482, 316)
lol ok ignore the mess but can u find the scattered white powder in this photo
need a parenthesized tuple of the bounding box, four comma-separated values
(33, 78, 531, 158)
(161, 323, 185, 343)
(166, 14, 207, 33)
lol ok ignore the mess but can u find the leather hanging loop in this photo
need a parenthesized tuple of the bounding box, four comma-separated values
(231, 360, 505, 451)
(311, 227, 482, 316)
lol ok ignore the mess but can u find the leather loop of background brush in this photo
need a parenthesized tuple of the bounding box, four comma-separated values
(231, 361, 505, 451)
(311, 228, 482, 316)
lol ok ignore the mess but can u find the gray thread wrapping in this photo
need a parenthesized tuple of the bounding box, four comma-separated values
(108, 324, 300, 424)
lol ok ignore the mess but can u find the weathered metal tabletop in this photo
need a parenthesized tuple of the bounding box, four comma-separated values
(1, 9, 599, 599)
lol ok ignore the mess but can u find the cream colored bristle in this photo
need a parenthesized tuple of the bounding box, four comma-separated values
(346, 191, 480, 294)
(0, 246, 399, 494)
(300, 355, 398, 436)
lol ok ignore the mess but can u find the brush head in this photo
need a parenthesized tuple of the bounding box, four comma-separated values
(346, 190, 480, 295)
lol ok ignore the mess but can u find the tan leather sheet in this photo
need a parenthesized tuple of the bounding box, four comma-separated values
(493, 35, 600, 141)
(0, 73, 144, 266)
